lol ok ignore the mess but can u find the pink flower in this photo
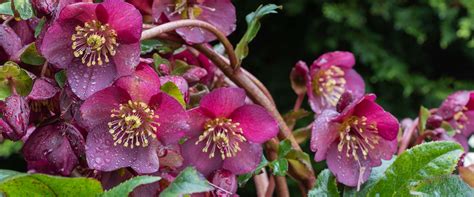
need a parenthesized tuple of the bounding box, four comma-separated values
(152, 0, 236, 43)
(80, 63, 189, 173)
(306, 51, 365, 114)
(40, 0, 142, 99)
(181, 88, 278, 176)
(311, 93, 399, 187)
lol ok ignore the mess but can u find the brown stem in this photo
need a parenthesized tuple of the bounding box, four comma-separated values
(41, 62, 48, 77)
(141, 19, 239, 70)
(293, 94, 305, 111)
(398, 118, 419, 155)
(414, 130, 436, 145)
(254, 169, 269, 197)
(265, 175, 276, 197)
(265, 139, 289, 197)
(241, 68, 276, 106)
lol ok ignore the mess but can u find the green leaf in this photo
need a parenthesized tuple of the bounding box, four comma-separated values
(0, 61, 33, 100)
(367, 141, 464, 196)
(152, 53, 170, 73)
(35, 17, 46, 38)
(440, 121, 456, 136)
(308, 169, 339, 197)
(235, 4, 282, 61)
(13, 0, 33, 20)
(140, 39, 181, 55)
(286, 149, 314, 183)
(269, 158, 288, 176)
(278, 139, 292, 158)
(0, 140, 22, 158)
(55, 70, 67, 88)
(20, 43, 46, 66)
(160, 81, 186, 107)
(0, 1, 13, 16)
(160, 167, 213, 197)
(418, 106, 430, 133)
(0, 171, 103, 196)
(101, 176, 161, 197)
(343, 157, 396, 197)
(238, 155, 268, 187)
(170, 60, 192, 76)
(410, 175, 474, 196)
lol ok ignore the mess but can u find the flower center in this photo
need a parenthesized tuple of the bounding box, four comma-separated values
(195, 118, 246, 159)
(108, 100, 160, 149)
(312, 66, 346, 107)
(338, 116, 379, 161)
(71, 20, 118, 67)
(168, 0, 215, 19)
(452, 107, 469, 132)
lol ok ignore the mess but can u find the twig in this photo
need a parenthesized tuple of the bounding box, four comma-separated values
(141, 19, 239, 70)
(414, 130, 436, 145)
(398, 118, 419, 154)
(265, 175, 276, 197)
(254, 169, 269, 197)
(41, 61, 48, 77)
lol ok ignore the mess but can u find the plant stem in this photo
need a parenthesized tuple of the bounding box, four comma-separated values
(141, 19, 239, 70)
(254, 169, 269, 197)
(398, 118, 419, 154)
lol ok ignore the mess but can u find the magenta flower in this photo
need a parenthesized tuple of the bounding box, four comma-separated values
(209, 169, 238, 196)
(40, 0, 142, 100)
(181, 88, 278, 176)
(152, 0, 236, 43)
(306, 51, 365, 114)
(80, 63, 189, 173)
(311, 94, 399, 187)
(173, 49, 216, 85)
(435, 91, 474, 136)
(0, 95, 30, 141)
(0, 24, 22, 62)
(22, 122, 85, 176)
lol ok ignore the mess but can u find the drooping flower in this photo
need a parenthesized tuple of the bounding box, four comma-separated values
(0, 95, 30, 141)
(181, 87, 278, 176)
(28, 78, 61, 124)
(311, 93, 399, 187)
(434, 91, 474, 136)
(152, 0, 236, 43)
(80, 63, 189, 173)
(290, 61, 309, 96)
(0, 24, 22, 62)
(209, 169, 238, 196)
(22, 122, 85, 176)
(306, 51, 365, 114)
(40, 0, 142, 100)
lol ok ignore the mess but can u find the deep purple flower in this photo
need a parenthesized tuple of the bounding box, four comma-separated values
(209, 169, 238, 197)
(80, 63, 189, 173)
(22, 122, 85, 176)
(28, 78, 61, 123)
(435, 91, 474, 136)
(0, 95, 29, 141)
(0, 24, 22, 62)
(311, 94, 399, 187)
(152, 0, 236, 43)
(181, 88, 278, 176)
(31, 0, 83, 18)
(40, 0, 142, 99)
(306, 51, 365, 114)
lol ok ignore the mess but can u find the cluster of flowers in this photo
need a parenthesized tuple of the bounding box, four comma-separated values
(0, 0, 278, 195)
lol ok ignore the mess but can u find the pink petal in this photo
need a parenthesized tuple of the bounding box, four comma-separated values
(112, 43, 140, 77)
(0, 25, 22, 59)
(326, 142, 371, 187)
(467, 92, 474, 110)
(310, 110, 340, 161)
(67, 61, 117, 100)
(57, 3, 97, 24)
(311, 51, 355, 69)
(222, 141, 262, 175)
(114, 63, 160, 103)
(27, 78, 59, 101)
(86, 125, 160, 174)
(343, 69, 365, 99)
(367, 138, 397, 167)
(462, 111, 474, 136)
(149, 93, 189, 145)
(187, 107, 212, 138)
(353, 96, 399, 141)
(80, 87, 131, 129)
(229, 105, 278, 144)
(181, 137, 223, 176)
(39, 21, 75, 69)
(200, 88, 246, 118)
(98, 0, 142, 43)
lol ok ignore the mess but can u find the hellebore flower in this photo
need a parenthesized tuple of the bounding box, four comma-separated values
(22, 122, 85, 176)
(40, 0, 142, 100)
(209, 169, 238, 196)
(0, 95, 30, 141)
(31, 0, 83, 18)
(173, 49, 216, 85)
(311, 94, 399, 187)
(0, 24, 22, 62)
(152, 0, 236, 43)
(181, 88, 278, 176)
(290, 61, 309, 96)
(80, 63, 189, 173)
(435, 91, 474, 136)
(28, 78, 61, 123)
(306, 51, 365, 114)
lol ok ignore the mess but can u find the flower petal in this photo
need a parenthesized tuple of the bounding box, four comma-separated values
(57, 2, 97, 24)
(27, 78, 59, 101)
(112, 43, 140, 77)
(114, 63, 160, 103)
(39, 21, 75, 69)
(310, 110, 340, 161)
(97, 0, 142, 43)
(200, 87, 246, 118)
(223, 141, 262, 175)
(86, 125, 159, 174)
(181, 137, 223, 176)
(438, 91, 471, 119)
(343, 69, 365, 99)
(353, 96, 400, 141)
(367, 138, 397, 167)
(80, 86, 130, 129)
(187, 107, 212, 138)
(229, 105, 278, 144)
(0, 25, 22, 60)
(326, 142, 371, 187)
(67, 60, 117, 100)
(311, 51, 355, 69)
(149, 93, 189, 145)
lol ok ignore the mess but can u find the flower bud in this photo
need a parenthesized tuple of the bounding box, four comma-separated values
(426, 114, 443, 129)
(290, 61, 309, 96)
(1, 95, 29, 140)
(210, 169, 238, 197)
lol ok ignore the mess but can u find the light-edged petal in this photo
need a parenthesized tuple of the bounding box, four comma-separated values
(311, 51, 355, 69)
(310, 110, 340, 161)
(326, 142, 371, 187)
